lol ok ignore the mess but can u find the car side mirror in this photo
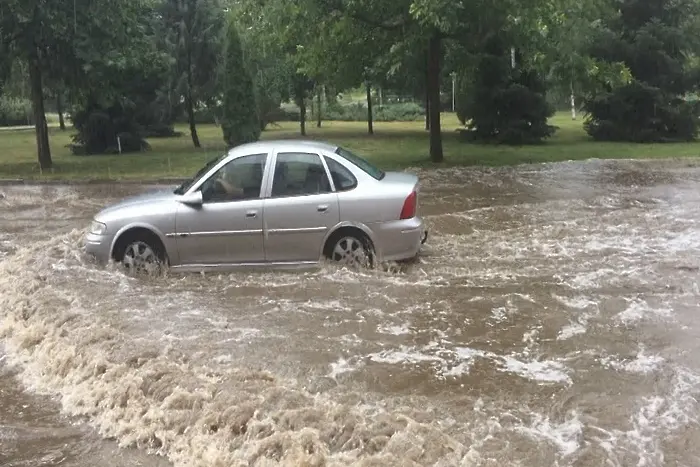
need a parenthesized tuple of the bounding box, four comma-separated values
(178, 190, 203, 207)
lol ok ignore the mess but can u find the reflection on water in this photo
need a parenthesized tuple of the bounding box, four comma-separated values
(1, 159, 700, 466)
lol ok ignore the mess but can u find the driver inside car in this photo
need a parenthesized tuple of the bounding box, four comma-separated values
(214, 162, 263, 200)
(215, 171, 244, 198)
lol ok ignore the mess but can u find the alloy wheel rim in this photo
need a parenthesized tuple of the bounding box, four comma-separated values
(122, 241, 160, 274)
(332, 236, 368, 267)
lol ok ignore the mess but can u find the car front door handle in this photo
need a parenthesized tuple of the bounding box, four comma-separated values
(317, 204, 329, 212)
(246, 210, 257, 218)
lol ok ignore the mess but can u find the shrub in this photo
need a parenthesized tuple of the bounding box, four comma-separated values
(142, 122, 183, 138)
(0, 96, 32, 126)
(457, 39, 556, 145)
(69, 104, 150, 155)
(583, 81, 700, 142)
(324, 102, 424, 122)
(582, 0, 700, 142)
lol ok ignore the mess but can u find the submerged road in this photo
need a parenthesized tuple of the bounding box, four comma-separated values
(1, 159, 700, 466)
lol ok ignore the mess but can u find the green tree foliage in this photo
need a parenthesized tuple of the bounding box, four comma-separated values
(230, 0, 307, 133)
(0, 0, 162, 167)
(67, 2, 178, 155)
(519, 0, 630, 116)
(583, 0, 700, 142)
(160, 0, 224, 148)
(220, 16, 261, 148)
(69, 63, 176, 155)
(457, 36, 556, 145)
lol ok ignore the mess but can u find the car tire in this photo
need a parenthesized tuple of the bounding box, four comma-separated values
(113, 232, 167, 275)
(324, 230, 374, 269)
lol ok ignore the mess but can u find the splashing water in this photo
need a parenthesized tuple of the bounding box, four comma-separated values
(2, 159, 700, 466)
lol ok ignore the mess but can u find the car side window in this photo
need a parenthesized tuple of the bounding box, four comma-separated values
(324, 156, 357, 191)
(271, 152, 332, 197)
(200, 153, 267, 203)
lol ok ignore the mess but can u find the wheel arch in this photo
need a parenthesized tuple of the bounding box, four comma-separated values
(109, 223, 170, 263)
(321, 222, 378, 260)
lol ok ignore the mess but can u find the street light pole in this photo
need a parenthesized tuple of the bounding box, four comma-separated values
(451, 72, 456, 113)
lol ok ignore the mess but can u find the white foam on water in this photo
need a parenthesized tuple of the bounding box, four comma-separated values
(377, 323, 411, 336)
(565, 268, 620, 290)
(367, 345, 444, 366)
(490, 305, 515, 324)
(500, 356, 572, 385)
(601, 348, 665, 375)
(553, 294, 599, 340)
(553, 295, 599, 310)
(5, 167, 700, 466)
(441, 347, 488, 378)
(327, 357, 359, 379)
(0, 232, 476, 466)
(557, 322, 588, 341)
(591, 367, 700, 467)
(514, 411, 584, 457)
(615, 298, 673, 325)
(213, 354, 234, 364)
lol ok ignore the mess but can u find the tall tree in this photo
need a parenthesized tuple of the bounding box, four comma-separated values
(525, 0, 631, 119)
(231, 0, 316, 135)
(0, 0, 157, 169)
(232, 2, 295, 131)
(160, 0, 224, 148)
(583, 0, 700, 142)
(296, 6, 395, 135)
(220, 14, 261, 147)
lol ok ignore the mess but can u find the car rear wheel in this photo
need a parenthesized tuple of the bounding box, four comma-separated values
(325, 231, 374, 269)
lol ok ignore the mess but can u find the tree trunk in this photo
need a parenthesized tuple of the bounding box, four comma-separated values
(56, 93, 66, 130)
(186, 93, 200, 148)
(186, 47, 201, 148)
(300, 99, 307, 136)
(427, 32, 444, 163)
(316, 86, 322, 128)
(366, 82, 374, 135)
(424, 50, 430, 131)
(570, 80, 576, 120)
(425, 95, 430, 131)
(28, 46, 51, 170)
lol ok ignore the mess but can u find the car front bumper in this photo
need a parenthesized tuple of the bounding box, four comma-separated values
(83, 232, 112, 264)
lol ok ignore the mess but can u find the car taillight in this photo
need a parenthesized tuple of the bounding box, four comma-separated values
(400, 190, 417, 219)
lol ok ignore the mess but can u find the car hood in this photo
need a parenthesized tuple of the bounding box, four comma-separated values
(96, 188, 177, 218)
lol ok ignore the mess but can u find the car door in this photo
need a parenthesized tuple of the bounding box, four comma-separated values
(262, 151, 339, 263)
(174, 152, 269, 266)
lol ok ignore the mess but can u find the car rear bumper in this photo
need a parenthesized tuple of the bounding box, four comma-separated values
(372, 216, 427, 262)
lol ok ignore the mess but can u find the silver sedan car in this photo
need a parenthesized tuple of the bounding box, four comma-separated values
(84, 140, 428, 273)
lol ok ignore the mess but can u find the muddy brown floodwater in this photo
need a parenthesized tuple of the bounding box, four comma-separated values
(2, 158, 700, 467)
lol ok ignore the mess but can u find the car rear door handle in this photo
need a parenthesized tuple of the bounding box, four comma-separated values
(246, 210, 258, 218)
(317, 204, 329, 212)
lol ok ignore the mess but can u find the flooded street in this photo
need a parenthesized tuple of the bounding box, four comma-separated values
(2, 159, 700, 466)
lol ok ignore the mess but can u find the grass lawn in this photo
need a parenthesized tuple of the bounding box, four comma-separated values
(1, 111, 699, 181)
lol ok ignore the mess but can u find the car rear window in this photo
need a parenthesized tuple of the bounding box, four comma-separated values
(334, 147, 385, 180)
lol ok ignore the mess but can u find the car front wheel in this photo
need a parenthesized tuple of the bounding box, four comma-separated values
(115, 235, 167, 275)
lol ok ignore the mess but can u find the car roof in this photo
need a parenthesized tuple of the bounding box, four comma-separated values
(227, 139, 339, 157)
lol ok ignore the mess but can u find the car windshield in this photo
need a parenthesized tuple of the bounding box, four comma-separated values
(334, 147, 385, 180)
(173, 154, 225, 195)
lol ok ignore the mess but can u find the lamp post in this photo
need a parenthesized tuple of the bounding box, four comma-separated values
(451, 72, 457, 113)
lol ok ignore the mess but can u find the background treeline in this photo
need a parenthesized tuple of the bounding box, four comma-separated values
(2, 0, 700, 168)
